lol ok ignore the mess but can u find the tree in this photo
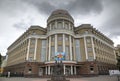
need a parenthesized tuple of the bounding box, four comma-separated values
(0, 53, 2, 67)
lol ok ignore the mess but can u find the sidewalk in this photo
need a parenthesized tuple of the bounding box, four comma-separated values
(0, 75, 117, 81)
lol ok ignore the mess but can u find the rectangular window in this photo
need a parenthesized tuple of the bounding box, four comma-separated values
(58, 35, 63, 41)
(65, 35, 69, 41)
(58, 45, 62, 52)
(51, 46, 55, 60)
(51, 35, 55, 42)
(58, 22, 62, 29)
(29, 47, 34, 54)
(41, 40, 46, 62)
(65, 46, 69, 60)
(88, 56, 94, 61)
(31, 39, 35, 44)
(75, 39, 81, 61)
(87, 47, 92, 52)
(86, 38, 91, 43)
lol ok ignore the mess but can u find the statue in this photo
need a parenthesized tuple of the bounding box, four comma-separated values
(48, 60, 69, 81)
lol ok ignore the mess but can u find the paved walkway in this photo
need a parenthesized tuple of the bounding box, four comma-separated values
(0, 75, 118, 81)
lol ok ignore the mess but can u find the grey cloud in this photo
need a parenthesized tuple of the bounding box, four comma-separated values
(99, 0, 120, 38)
(24, 0, 103, 16)
(67, 0, 103, 15)
(23, 0, 56, 15)
(13, 17, 34, 30)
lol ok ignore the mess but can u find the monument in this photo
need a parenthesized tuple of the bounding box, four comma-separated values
(48, 53, 69, 81)
(48, 61, 69, 81)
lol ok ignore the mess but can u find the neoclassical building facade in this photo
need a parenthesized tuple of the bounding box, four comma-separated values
(4, 9, 117, 77)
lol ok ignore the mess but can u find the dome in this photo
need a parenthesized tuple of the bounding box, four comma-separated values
(47, 9, 74, 24)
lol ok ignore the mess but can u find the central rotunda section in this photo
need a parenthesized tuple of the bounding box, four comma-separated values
(46, 9, 75, 62)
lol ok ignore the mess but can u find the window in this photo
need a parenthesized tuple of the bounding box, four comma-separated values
(86, 38, 91, 43)
(51, 46, 55, 60)
(87, 47, 92, 52)
(58, 46, 62, 52)
(75, 39, 81, 61)
(88, 56, 94, 61)
(65, 35, 69, 41)
(65, 46, 69, 60)
(65, 23, 68, 29)
(31, 39, 35, 44)
(58, 35, 62, 41)
(58, 22, 62, 29)
(51, 35, 55, 42)
(29, 47, 34, 54)
(41, 40, 47, 62)
(90, 66, 94, 73)
(84, 30, 88, 34)
(51, 23, 55, 29)
(29, 57, 33, 61)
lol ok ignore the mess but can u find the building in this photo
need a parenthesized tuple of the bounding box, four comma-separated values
(115, 45, 120, 70)
(4, 9, 117, 77)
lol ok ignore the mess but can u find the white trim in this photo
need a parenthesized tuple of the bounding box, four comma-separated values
(8, 33, 114, 53)
(74, 66, 76, 75)
(55, 34, 57, 53)
(48, 66, 50, 75)
(47, 30, 74, 37)
(46, 39, 48, 61)
(75, 34, 114, 49)
(91, 37, 96, 60)
(48, 36, 51, 61)
(45, 61, 77, 64)
(34, 38, 38, 60)
(69, 36, 72, 60)
(71, 65, 73, 75)
(73, 38, 76, 60)
(84, 37, 88, 60)
(64, 64, 66, 75)
(26, 38, 31, 60)
(63, 34, 65, 52)
(46, 66, 48, 75)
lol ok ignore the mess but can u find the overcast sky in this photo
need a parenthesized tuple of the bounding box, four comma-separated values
(0, 0, 120, 56)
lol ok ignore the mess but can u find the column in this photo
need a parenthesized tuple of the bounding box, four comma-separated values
(26, 38, 31, 60)
(84, 36, 88, 60)
(63, 34, 65, 52)
(74, 66, 76, 75)
(69, 36, 72, 60)
(64, 64, 66, 75)
(34, 38, 38, 60)
(71, 65, 73, 75)
(46, 66, 48, 75)
(48, 36, 51, 61)
(48, 66, 50, 75)
(91, 37, 96, 60)
(46, 39, 48, 61)
(73, 38, 76, 61)
(55, 34, 57, 53)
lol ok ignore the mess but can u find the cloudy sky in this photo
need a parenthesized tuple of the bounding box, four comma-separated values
(0, 0, 120, 56)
